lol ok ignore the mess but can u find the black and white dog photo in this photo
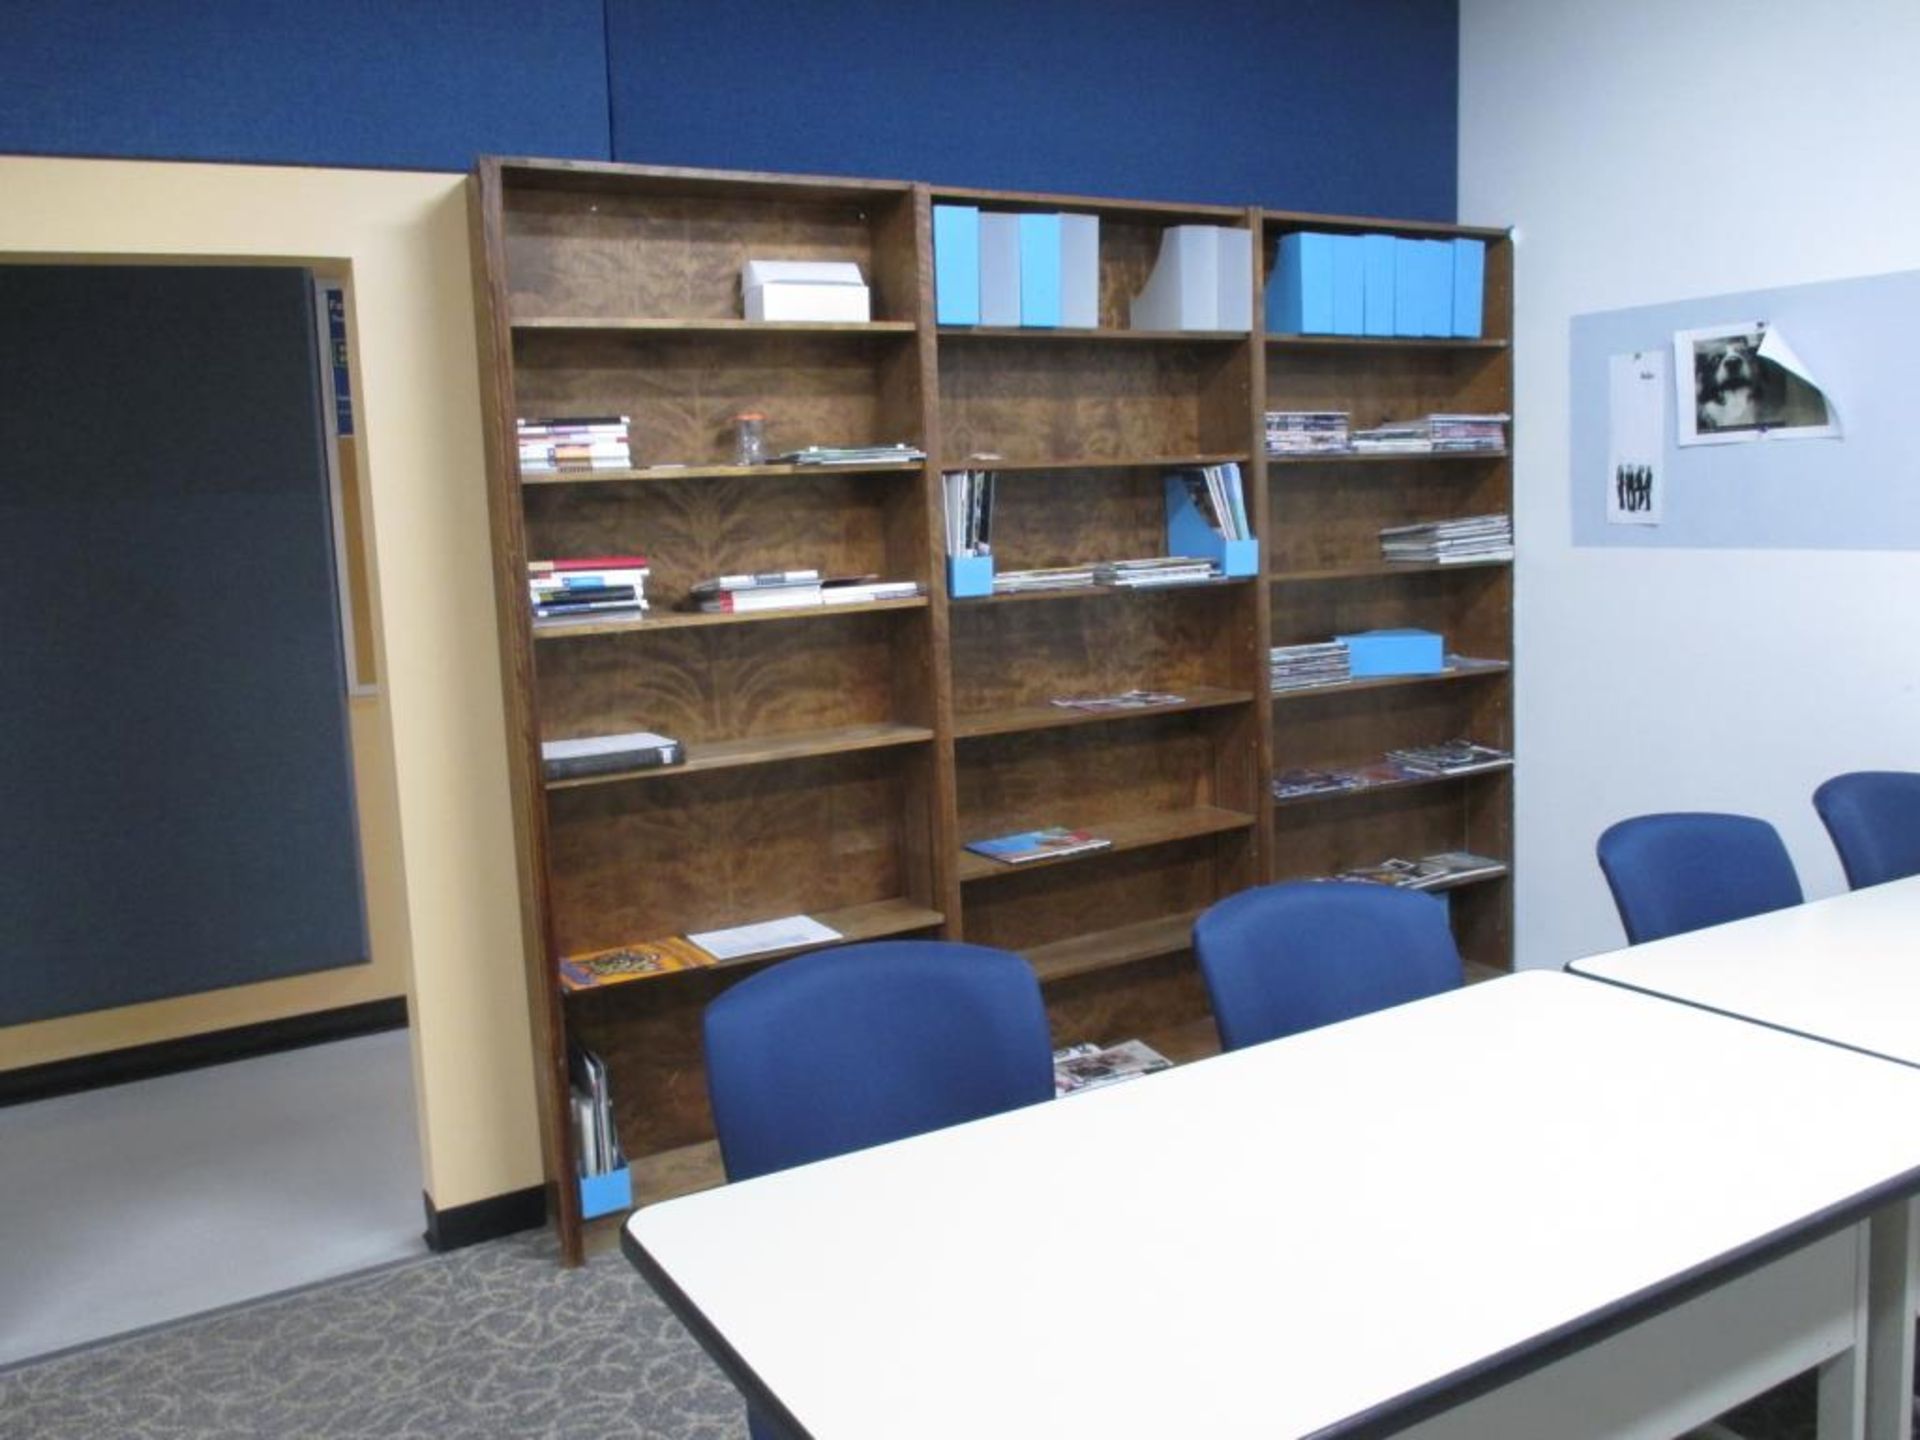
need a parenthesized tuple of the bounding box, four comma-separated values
(1691, 329, 1831, 433)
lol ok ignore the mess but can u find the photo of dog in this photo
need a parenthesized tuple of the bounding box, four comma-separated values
(1689, 327, 1833, 435)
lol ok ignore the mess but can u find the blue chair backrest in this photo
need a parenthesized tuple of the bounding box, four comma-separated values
(703, 939, 1056, 1183)
(1596, 811, 1803, 945)
(1193, 881, 1463, 1051)
(1814, 771, 1920, 891)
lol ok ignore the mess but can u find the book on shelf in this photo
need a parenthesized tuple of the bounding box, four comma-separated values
(1049, 689, 1186, 712)
(692, 573, 920, 613)
(1378, 514, 1513, 565)
(1270, 640, 1352, 691)
(774, 443, 926, 467)
(1384, 739, 1513, 776)
(686, 913, 844, 961)
(1052, 1039, 1173, 1096)
(529, 554, 649, 618)
(541, 730, 684, 781)
(559, 935, 718, 993)
(519, 415, 632, 474)
(966, 826, 1112, 865)
(690, 569, 821, 596)
(1266, 410, 1353, 456)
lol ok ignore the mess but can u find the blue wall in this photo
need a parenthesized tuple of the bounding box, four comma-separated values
(0, 1, 1456, 217)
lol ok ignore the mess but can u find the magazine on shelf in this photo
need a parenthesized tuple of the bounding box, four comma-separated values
(1053, 1039, 1173, 1096)
(1385, 740, 1513, 777)
(558, 935, 717, 992)
(966, 826, 1112, 865)
(1049, 689, 1185, 712)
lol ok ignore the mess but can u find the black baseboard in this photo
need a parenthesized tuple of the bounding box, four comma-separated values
(423, 1184, 549, 1252)
(0, 995, 409, 1108)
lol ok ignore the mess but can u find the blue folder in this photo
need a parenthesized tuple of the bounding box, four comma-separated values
(1018, 213, 1062, 328)
(933, 205, 980, 326)
(1271, 232, 1335, 334)
(1331, 235, 1365, 336)
(1362, 234, 1397, 336)
(1452, 237, 1486, 338)
(1423, 240, 1455, 336)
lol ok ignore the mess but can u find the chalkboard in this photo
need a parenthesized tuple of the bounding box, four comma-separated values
(1569, 269, 1920, 549)
(0, 265, 368, 1024)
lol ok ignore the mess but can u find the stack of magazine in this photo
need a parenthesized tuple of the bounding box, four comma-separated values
(541, 730, 684, 781)
(993, 565, 1096, 595)
(1093, 556, 1217, 588)
(1270, 641, 1351, 691)
(966, 826, 1111, 865)
(776, 443, 926, 467)
(1378, 514, 1513, 565)
(1348, 413, 1508, 454)
(1385, 739, 1513, 776)
(1336, 850, 1507, 891)
(1266, 410, 1352, 455)
(692, 568, 920, 613)
(1168, 462, 1250, 541)
(1052, 1040, 1173, 1096)
(568, 1043, 625, 1180)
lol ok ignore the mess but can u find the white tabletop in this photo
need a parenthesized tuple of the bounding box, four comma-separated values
(626, 972, 1920, 1439)
(1569, 875, 1920, 1067)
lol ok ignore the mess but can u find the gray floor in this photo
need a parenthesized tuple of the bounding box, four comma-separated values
(0, 1029, 423, 1368)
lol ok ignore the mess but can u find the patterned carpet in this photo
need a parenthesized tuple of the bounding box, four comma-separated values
(0, 1221, 1823, 1440)
(0, 1229, 745, 1440)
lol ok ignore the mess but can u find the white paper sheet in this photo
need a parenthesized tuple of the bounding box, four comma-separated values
(1607, 349, 1665, 525)
(687, 914, 843, 961)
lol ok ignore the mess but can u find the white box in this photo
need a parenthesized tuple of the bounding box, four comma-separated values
(741, 260, 870, 323)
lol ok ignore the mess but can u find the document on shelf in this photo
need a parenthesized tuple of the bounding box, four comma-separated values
(687, 913, 843, 961)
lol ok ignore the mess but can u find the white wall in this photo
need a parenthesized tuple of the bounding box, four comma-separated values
(1459, 1, 1920, 968)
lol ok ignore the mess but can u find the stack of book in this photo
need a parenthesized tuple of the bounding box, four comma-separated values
(1093, 556, 1218, 588)
(692, 569, 921, 614)
(518, 415, 631, 473)
(529, 554, 649, 620)
(1052, 1040, 1173, 1096)
(541, 730, 684, 781)
(1385, 739, 1513, 776)
(776, 443, 926, 467)
(1348, 413, 1509, 454)
(1378, 514, 1513, 565)
(992, 565, 1096, 595)
(1270, 641, 1351, 692)
(1266, 410, 1352, 455)
(1336, 850, 1507, 891)
(1429, 413, 1509, 452)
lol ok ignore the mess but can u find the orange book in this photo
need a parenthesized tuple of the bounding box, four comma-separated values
(558, 935, 716, 992)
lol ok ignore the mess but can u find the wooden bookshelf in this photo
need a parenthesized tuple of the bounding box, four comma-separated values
(470, 157, 1513, 1263)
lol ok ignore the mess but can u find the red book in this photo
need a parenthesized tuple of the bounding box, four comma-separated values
(530, 555, 650, 573)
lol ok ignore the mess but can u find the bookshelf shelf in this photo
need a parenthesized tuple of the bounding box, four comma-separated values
(521, 460, 923, 486)
(1271, 761, 1514, 811)
(544, 723, 936, 790)
(473, 156, 1512, 1265)
(1266, 450, 1508, 466)
(1269, 663, 1509, 705)
(938, 326, 1247, 344)
(940, 453, 1250, 474)
(530, 595, 928, 639)
(957, 806, 1256, 882)
(1269, 558, 1511, 585)
(956, 687, 1253, 739)
(511, 317, 918, 337)
(1266, 335, 1509, 352)
(1024, 910, 1201, 984)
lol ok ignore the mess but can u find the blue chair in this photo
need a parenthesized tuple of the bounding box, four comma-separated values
(704, 939, 1055, 1440)
(1193, 881, 1463, 1051)
(1596, 812, 1803, 945)
(1814, 771, 1920, 891)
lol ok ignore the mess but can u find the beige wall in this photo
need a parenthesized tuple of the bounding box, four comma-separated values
(0, 157, 542, 1209)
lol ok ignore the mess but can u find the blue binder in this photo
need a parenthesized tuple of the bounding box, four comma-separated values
(1271, 232, 1335, 334)
(1331, 235, 1365, 336)
(1393, 239, 1426, 339)
(933, 205, 980, 326)
(1422, 240, 1455, 336)
(1362, 234, 1397, 336)
(1164, 471, 1256, 577)
(1452, 237, 1486, 338)
(1018, 213, 1062, 328)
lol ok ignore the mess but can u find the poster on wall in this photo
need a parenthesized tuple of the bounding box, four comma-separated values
(1607, 350, 1665, 525)
(1674, 321, 1839, 446)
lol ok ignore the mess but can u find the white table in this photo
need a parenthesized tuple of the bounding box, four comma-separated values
(1567, 875, 1920, 1070)
(626, 973, 1920, 1439)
